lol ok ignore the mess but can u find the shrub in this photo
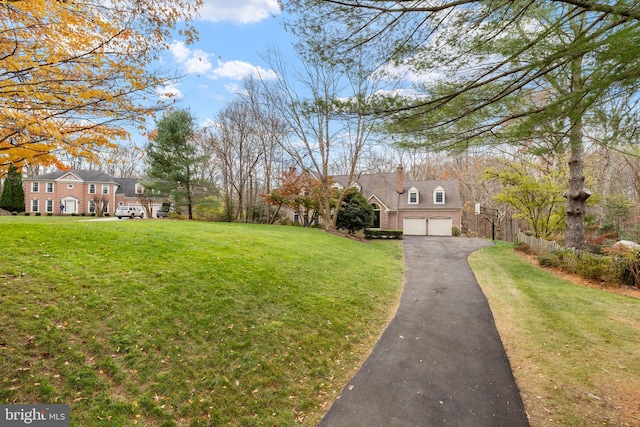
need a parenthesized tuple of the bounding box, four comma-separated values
(365, 229, 403, 239)
(47, 213, 53, 216)
(279, 218, 292, 226)
(607, 247, 640, 287)
(538, 251, 562, 268)
(35, 212, 41, 216)
(612, 250, 640, 288)
(539, 248, 621, 284)
(452, 226, 461, 236)
(575, 252, 612, 281)
(24, 212, 30, 216)
(11, 211, 17, 216)
(80, 213, 86, 216)
(353, 229, 366, 240)
(514, 241, 532, 254)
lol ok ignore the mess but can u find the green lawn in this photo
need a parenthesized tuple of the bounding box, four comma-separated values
(0, 218, 403, 426)
(470, 242, 640, 427)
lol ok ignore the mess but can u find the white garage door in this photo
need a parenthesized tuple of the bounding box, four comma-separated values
(403, 218, 427, 235)
(429, 218, 453, 236)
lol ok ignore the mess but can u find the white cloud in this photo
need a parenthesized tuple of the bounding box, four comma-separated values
(157, 82, 183, 100)
(169, 41, 213, 75)
(211, 59, 277, 80)
(198, 0, 280, 24)
(169, 41, 191, 62)
(223, 83, 242, 94)
(169, 41, 277, 82)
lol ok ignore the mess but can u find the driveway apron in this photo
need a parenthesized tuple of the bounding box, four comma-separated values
(317, 237, 529, 427)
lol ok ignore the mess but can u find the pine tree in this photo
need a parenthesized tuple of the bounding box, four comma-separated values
(0, 165, 25, 212)
(145, 109, 203, 220)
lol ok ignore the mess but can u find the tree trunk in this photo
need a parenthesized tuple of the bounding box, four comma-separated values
(564, 55, 590, 249)
(565, 136, 590, 249)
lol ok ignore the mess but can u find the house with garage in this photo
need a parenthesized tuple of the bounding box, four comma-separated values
(332, 168, 463, 236)
(287, 168, 463, 236)
(22, 170, 162, 217)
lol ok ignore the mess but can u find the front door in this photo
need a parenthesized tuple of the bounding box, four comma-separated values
(63, 198, 77, 214)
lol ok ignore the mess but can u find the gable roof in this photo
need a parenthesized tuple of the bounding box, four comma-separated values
(25, 170, 117, 184)
(113, 178, 140, 197)
(333, 173, 463, 211)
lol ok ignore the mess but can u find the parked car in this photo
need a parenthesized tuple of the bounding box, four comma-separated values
(156, 202, 171, 218)
(116, 205, 144, 219)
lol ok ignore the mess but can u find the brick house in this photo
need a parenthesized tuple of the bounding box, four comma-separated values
(22, 170, 161, 216)
(288, 168, 464, 236)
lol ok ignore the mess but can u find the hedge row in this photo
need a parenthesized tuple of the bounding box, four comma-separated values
(365, 229, 404, 239)
(538, 248, 640, 287)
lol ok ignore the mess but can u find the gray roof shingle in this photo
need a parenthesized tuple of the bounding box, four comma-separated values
(333, 173, 463, 211)
(27, 170, 117, 184)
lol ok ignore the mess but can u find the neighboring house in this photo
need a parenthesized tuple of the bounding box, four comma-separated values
(22, 170, 162, 216)
(289, 168, 464, 236)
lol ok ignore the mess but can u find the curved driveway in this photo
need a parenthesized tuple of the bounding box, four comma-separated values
(318, 237, 529, 427)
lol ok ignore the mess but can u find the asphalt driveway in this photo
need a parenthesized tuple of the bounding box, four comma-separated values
(317, 236, 529, 427)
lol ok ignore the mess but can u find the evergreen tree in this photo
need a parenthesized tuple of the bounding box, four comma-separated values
(0, 165, 25, 212)
(145, 109, 204, 220)
(335, 187, 374, 234)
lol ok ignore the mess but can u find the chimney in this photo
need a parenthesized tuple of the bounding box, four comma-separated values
(396, 166, 404, 194)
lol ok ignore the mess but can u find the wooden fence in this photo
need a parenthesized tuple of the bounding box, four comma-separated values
(515, 231, 564, 255)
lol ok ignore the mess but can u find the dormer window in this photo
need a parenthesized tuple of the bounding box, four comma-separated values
(408, 187, 419, 204)
(434, 186, 445, 204)
(135, 183, 144, 194)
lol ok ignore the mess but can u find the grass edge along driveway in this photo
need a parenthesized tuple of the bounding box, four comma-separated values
(469, 241, 640, 427)
(0, 219, 403, 426)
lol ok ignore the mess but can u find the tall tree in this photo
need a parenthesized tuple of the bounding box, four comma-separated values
(206, 98, 263, 222)
(283, 0, 640, 248)
(0, 164, 25, 212)
(145, 110, 203, 220)
(260, 47, 389, 230)
(0, 0, 200, 175)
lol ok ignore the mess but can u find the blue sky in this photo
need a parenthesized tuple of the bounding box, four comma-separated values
(144, 0, 293, 142)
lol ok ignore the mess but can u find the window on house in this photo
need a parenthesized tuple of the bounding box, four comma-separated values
(103, 202, 109, 213)
(434, 189, 445, 204)
(31, 182, 39, 192)
(294, 212, 300, 223)
(31, 199, 39, 212)
(135, 183, 144, 194)
(408, 188, 419, 204)
(89, 201, 95, 213)
(89, 184, 96, 194)
(46, 200, 54, 213)
(46, 182, 54, 193)
(371, 203, 381, 228)
(102, 184, 109, 195)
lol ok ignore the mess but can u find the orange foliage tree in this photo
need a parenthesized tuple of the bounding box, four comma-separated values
(0, 0, 201, 176)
